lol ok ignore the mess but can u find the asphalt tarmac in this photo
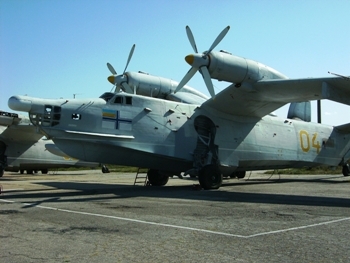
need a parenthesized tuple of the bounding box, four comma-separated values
(1, 170, 350, 263)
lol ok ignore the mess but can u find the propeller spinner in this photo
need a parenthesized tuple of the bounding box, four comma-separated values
(107, 44, 136, 93)
(175, 26, 230, 98)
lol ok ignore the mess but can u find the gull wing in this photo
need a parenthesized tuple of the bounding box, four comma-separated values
(201, 77, 350, 118)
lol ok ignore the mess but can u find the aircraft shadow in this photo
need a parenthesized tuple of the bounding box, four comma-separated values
(1, 177, 350, 209)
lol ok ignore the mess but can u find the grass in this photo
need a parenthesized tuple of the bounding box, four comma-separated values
(264, 166, 343, 175)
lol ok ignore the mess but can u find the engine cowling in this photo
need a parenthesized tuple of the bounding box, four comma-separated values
(208, 51, 288, 84)
(121, 71, 208, 104)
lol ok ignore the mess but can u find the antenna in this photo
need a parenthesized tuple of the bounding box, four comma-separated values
(73, 93, 83, 99)
(328, 71, 350, 80)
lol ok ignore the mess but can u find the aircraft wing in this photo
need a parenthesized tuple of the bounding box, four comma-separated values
(0, 111, 43, 142)
(201, 77, 350, 118)
(1, 124, 43, 142)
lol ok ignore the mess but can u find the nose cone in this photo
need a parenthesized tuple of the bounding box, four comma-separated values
(8, 96, 32, 112)
(185, 54, 194, 65)
(108, 75, 115, 84)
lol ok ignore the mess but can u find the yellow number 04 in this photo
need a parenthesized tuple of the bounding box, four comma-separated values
(299, 130, 321, 154)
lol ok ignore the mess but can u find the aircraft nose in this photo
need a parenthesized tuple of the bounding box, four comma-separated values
(8, 96, 32, 112)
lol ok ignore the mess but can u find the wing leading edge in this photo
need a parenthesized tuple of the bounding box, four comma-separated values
(201, 77, 350, 118)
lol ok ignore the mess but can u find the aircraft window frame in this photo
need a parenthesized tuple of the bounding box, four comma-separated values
(42, 105, 52, 127)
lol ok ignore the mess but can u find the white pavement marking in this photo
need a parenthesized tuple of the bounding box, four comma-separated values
(1, 198, 350, 239)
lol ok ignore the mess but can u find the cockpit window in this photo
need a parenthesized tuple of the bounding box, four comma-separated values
(99, 92, 115, 102)
(125, 97, 132, 105)
(112, 96, 132, 105)
(113, 96, 123, 104)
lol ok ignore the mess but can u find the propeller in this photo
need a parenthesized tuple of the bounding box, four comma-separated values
(175, 26, 230, 98)
(107, 44, 136, 93)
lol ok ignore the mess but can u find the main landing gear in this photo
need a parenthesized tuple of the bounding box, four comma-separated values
(342, 164, 350, 177)
(230, 171, 246, 179)
(147, 169, 169, 186)
(198, 164, 223, 190)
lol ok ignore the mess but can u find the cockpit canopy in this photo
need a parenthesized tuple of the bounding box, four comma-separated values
(99, 92, 115, 102)
(99, 92, 133, 105)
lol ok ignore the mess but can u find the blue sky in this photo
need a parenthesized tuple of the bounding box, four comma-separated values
(1, 0, 350, 125)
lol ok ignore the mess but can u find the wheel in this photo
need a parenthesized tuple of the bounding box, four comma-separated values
(198, 165, 222, 190)
(342, 164, 350, 177)
(147, 169, 169, 186)
(26, 170, 33, 174)
(0, 168, 3, 177)
(237, 171, 246, 179)
(41, 169, 48, 174)
(229, 171, 246, 179)
(20, 170, 24, 174)
(102, 165, 110, 173)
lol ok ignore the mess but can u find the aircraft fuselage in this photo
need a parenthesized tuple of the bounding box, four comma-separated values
(9, 93, 350, 176)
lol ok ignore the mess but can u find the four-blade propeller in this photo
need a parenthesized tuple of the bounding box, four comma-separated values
(175, 25, 230, 98)
(107, 44, 136, 93)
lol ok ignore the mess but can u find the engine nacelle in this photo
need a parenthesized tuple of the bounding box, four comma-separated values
(208, 51, 288, 84)
(126, 71, 174, 98)
(124, 71, 208, 103)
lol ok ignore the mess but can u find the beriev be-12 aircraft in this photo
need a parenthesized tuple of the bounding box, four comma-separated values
(0, 111, 98, 176)
(8, 26, 350, 189)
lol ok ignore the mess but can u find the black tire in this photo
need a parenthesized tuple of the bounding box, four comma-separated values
(147, 169, 169, 186)
(102, 165, 110, 173)
(26, 170, 33, 174)
(0, 168, 3, 177)
(41, 169, 48, 174)
(230, 171, 246, 179)
(237, 171, 246, 179)
(198, 165, 222, 190)
(342, 164, 350, 177)
(20, 170, 24, 174)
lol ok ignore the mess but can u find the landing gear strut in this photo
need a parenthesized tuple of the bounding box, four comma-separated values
(198, 164, 222, 190)
(147, 169, 169, 186)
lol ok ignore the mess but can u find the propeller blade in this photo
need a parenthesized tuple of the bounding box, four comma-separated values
(207, 26, 230, 54)
(107, 63, 117, 75)
(186, 26, 198, 53)
(114, 85, 121, 93)
(175, 67, 198, 93)
(123, 44, 136, 74)
(121, 82, 133, 93)
(201, 66, 215, 98)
